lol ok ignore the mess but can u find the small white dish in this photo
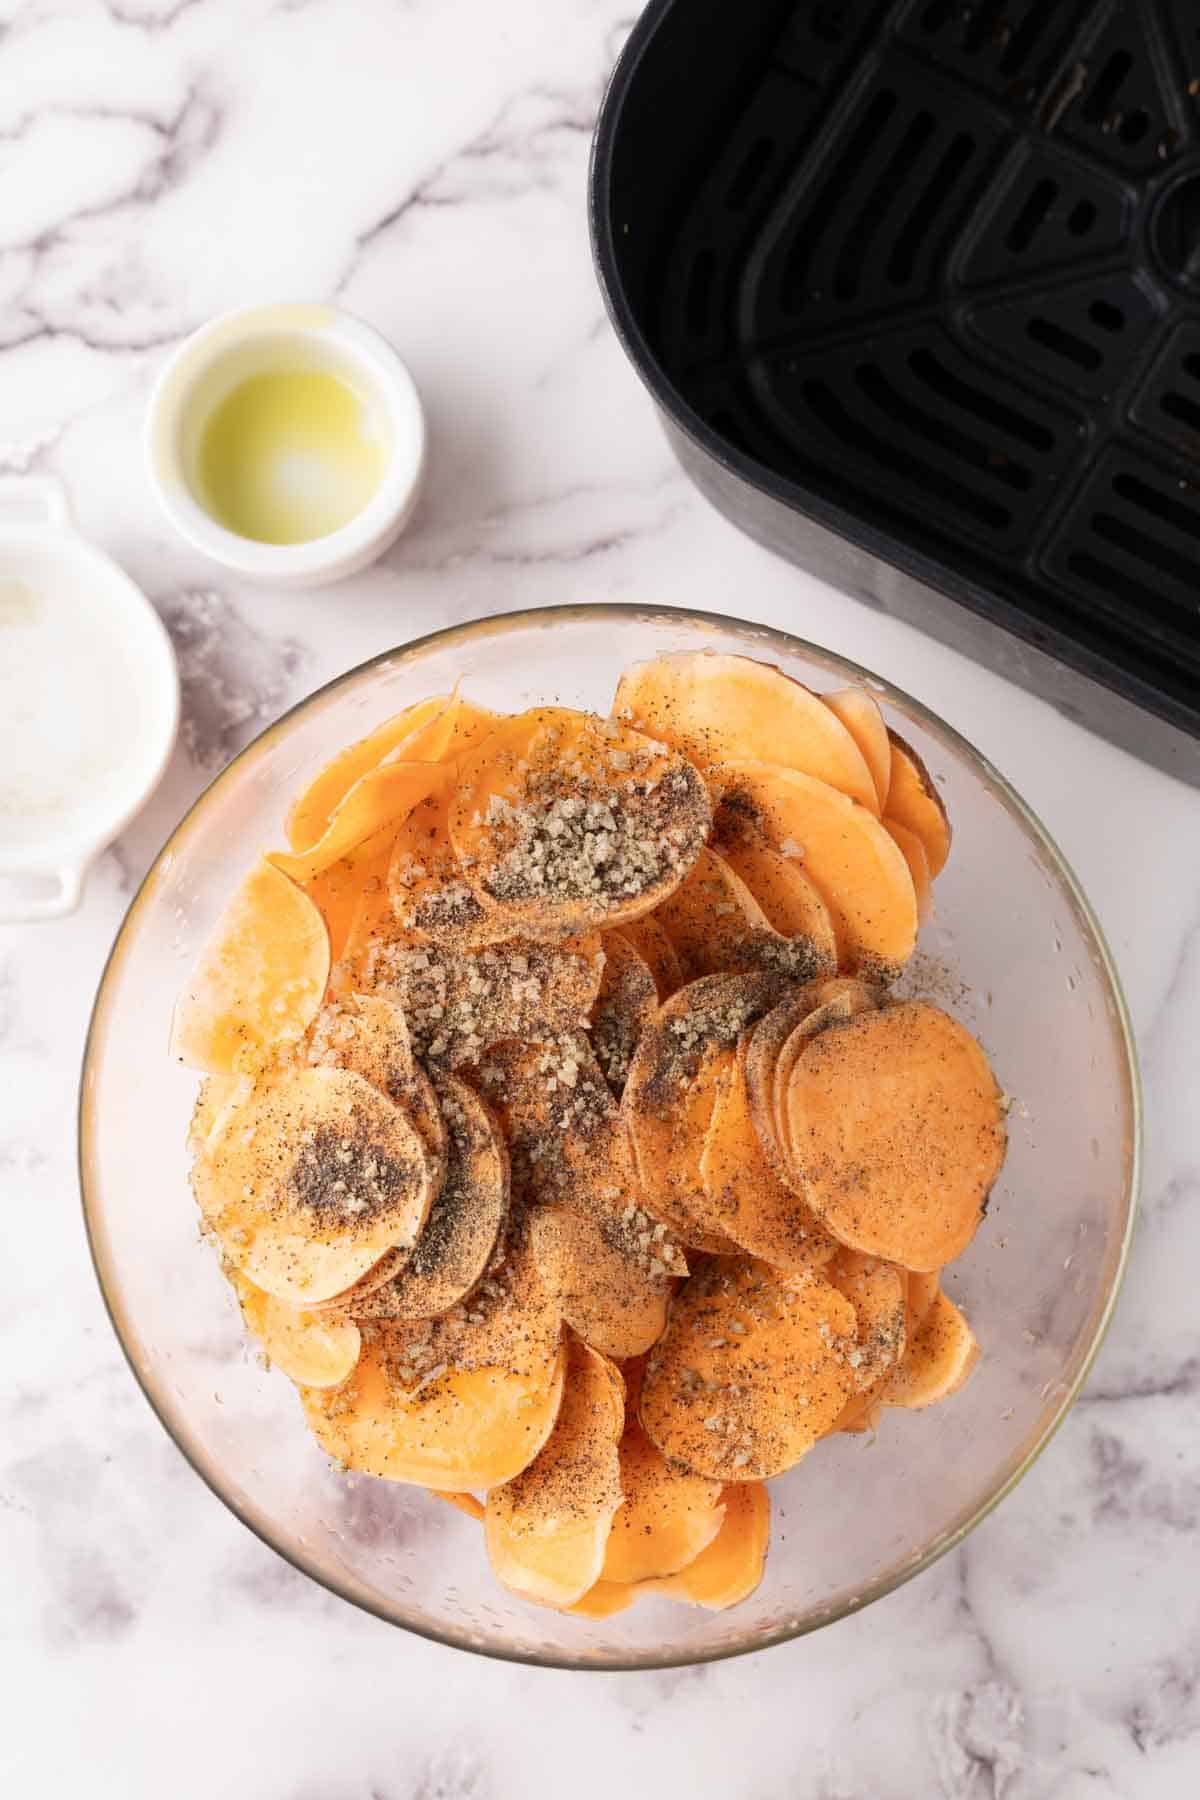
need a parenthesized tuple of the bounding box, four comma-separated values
(0, 477, 179, 922)
(145, 302, 426, 588)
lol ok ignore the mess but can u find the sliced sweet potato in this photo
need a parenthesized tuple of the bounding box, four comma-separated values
(477, 1039, 685, 1355)
(388, 691, 501, 766)
(187, 1073, 252, 1158)
(302, 1333, 567, 1491)
(824, 1248, 907, 1392)
(367, 934, 604, 1069)
(568, 1579, 636, 1619)
(234, 1275, 362, 1388)
(171, 858, 330, 1075)
(772, 978, 876, 1170)
(639, 1257, 858, 1480)
(654, 847, 769, 981)
(623, 973, 781, 1252)
(350, 1075, 508, 1322)
(270, 761, 446, 887)
(698, 1030, 838, 1273)
(601, 1423, 725, 1584)
(192, 1066, 433, 1304)
(885, 819, 933, 926)
(711, 762, 918, 979)
(743, 978, 874, 1194)
(449, 707, 711, 932)
(614, 651, 877, 811)
(386, 774, 500, 951)
(823, 688, 891, 813)
(882, 1288, 978, 1409)
(715, 835, 839, 970)
(783, 1001, 1006, 1270)
(485, 1338, 625, 1609)
(591, 931, 659, 1095)
(906, 1269, 941, 1339)
(285, 695, 450, 852)
(886, 730, 951, 877)
(436, 1490, 485, 1522)
(613, 914, 684, 1000)
(646, 1481, 769, 1610)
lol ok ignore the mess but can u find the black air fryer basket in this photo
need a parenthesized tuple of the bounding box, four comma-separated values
(591, 0, 1200, 784)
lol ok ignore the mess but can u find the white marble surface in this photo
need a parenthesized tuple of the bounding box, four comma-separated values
(1, 1, 1199, 1794)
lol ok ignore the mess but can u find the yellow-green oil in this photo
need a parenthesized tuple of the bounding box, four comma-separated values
(196, 367, 386, 544)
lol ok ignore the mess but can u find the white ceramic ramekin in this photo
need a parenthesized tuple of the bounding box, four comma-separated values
(145, 303, 426, 588)
(0, 477, 179, 922)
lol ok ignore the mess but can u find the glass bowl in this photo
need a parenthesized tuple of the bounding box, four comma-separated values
(80, 605, 1140, 1670)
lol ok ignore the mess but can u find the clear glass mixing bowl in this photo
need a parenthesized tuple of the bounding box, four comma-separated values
(79, 606, 1140, 1670)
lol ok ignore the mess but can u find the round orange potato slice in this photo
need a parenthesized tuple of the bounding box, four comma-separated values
(448, 707, 711, 932)
(303, 826, 395, 965)
(285, 695, 450, 852)
(306, 991, 449, 1199)
(171, 859, 331, 1075)
(646, 1481, 770, 1610)
(187, 1073, 253, 1158)
(387, 774, 501, 950)
(772, 978, 877, 1169)
(698, 1031, 837, 1273)
(270, 761, 446, 887)
(715, 834, 839, 970)
(234, 1275, 362, 1388)
(568, 1579, 637, 1619)
(366, 933, 604, 1069)
(592, 930, 660, 1095)
(885, 819, 933, 926)
(623, 973, 781, 1252)
(742, 978, 874, 1194)
(601, 1424, 725, 1585)
(783, 1001, 1006, 1271)
(613, 651, 878, 811)
(613, 914, 683, 1000)
(485, 1338, 625, 1609)
(302, 1333, 568, 1491)
(640, 1257, 858, 1481)
(350, 1075, 508, 1322)
(193, 1066, 433, 1304)
(882, 1289, 979, 1409)
(711, 762, 918, 980)
(822, 688, 891, 813)
(886, 730, 951, 877)
(824, 1248, 907, 1392)
(906, 1269, 941, 1339)
(654, 846, 769, 981)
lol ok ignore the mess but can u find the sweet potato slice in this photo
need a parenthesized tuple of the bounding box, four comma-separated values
(743, 979, 874, 1193)
(302, 1334, 567, 1491)
(886, 730, 951, 877)
(477, 1039, 685, 1355)
(449, 707, 711, 932)
(772, 978, 876, 1169)
(906, 1269, 941, 1339)
(436, 1490, 485, 1522)
(623, 973, 781, 1252)
(882, 1289, 978, 1409)
(783, 1001, 1006, 1270)
(568, 1580, 636, 1619)
(170, 858, 330, 1075)
(349, 1075, 508, 1322)
(613, 914, 683, 1000)
(601, 1423, 725, 1584)
(885, 819, 933, 926)
(187, 1073, 252, 1158)
(640, 1257, 858, 1480)
(285, 695, 450, 852)
(591, 931, 659, 1095)
(192, 1066, 433, 1304)
(646, 1481, 770, 1610)
(699, 1031, 838, 1273)
(386, 774, 500, 951)
(823, 688, 890, 813)
(654, 847, 769, 980)
(715, 835, 839, 970)
(614, 651, 878, 811)
(367, 934, 604, 1070)
(824, 1248, 907, 1392)
(234, 1275, 362, 1388)
(485, 1338, 625, 1609)
(711, 762, 918, 979)
(271, 761, 446, 887)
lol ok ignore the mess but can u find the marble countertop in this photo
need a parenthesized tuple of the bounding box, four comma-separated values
(2, 2, 1199, 1795)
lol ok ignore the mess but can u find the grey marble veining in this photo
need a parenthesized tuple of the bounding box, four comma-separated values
(1, 2, 1199, 1795)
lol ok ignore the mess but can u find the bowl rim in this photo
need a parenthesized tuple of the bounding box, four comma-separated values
(78, 602, 1143, 1671)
